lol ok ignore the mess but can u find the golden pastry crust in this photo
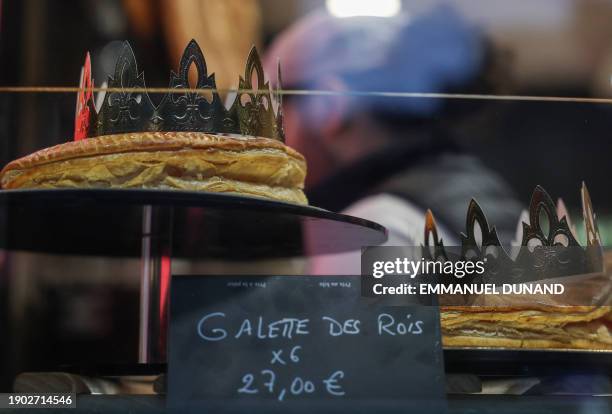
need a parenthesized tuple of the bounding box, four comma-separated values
(441, 307, 611, 329)
(441, 305, 602, 313)
(441, 306, 612, 350)
(0, 132, 308, 205)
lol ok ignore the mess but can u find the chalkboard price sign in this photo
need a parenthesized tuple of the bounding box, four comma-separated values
(168, 276, 445, 411)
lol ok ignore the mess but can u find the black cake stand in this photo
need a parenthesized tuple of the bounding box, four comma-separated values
(0, 189, 387, 364)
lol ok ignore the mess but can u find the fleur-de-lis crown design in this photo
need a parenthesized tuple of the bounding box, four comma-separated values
(74, 40, 285, 142)
(424, 183, 604, 281)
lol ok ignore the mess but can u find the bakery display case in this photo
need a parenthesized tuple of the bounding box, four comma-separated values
(1, 1, 611, 413)
(0, 37, 387, 368)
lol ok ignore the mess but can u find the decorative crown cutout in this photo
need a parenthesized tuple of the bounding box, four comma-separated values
(74, 40, 285, 142)
(424, 183, 604, 282)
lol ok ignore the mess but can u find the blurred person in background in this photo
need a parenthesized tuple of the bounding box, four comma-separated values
(264, 6, 524, 272)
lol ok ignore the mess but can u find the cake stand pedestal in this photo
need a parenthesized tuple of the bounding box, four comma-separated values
(0, 189, 387, 366)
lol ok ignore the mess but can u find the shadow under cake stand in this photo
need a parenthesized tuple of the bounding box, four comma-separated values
(0, 189, 388, 368)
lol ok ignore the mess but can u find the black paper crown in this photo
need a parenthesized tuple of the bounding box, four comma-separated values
(423, 184, 605, 282)
(74, 40, 285, 141)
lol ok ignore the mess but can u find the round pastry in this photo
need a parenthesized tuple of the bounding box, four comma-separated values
(0, 132, 308, 205)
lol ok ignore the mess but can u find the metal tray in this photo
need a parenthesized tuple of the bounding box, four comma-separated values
(444, 347, 612, 376)
(0, 189, 387, 259)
